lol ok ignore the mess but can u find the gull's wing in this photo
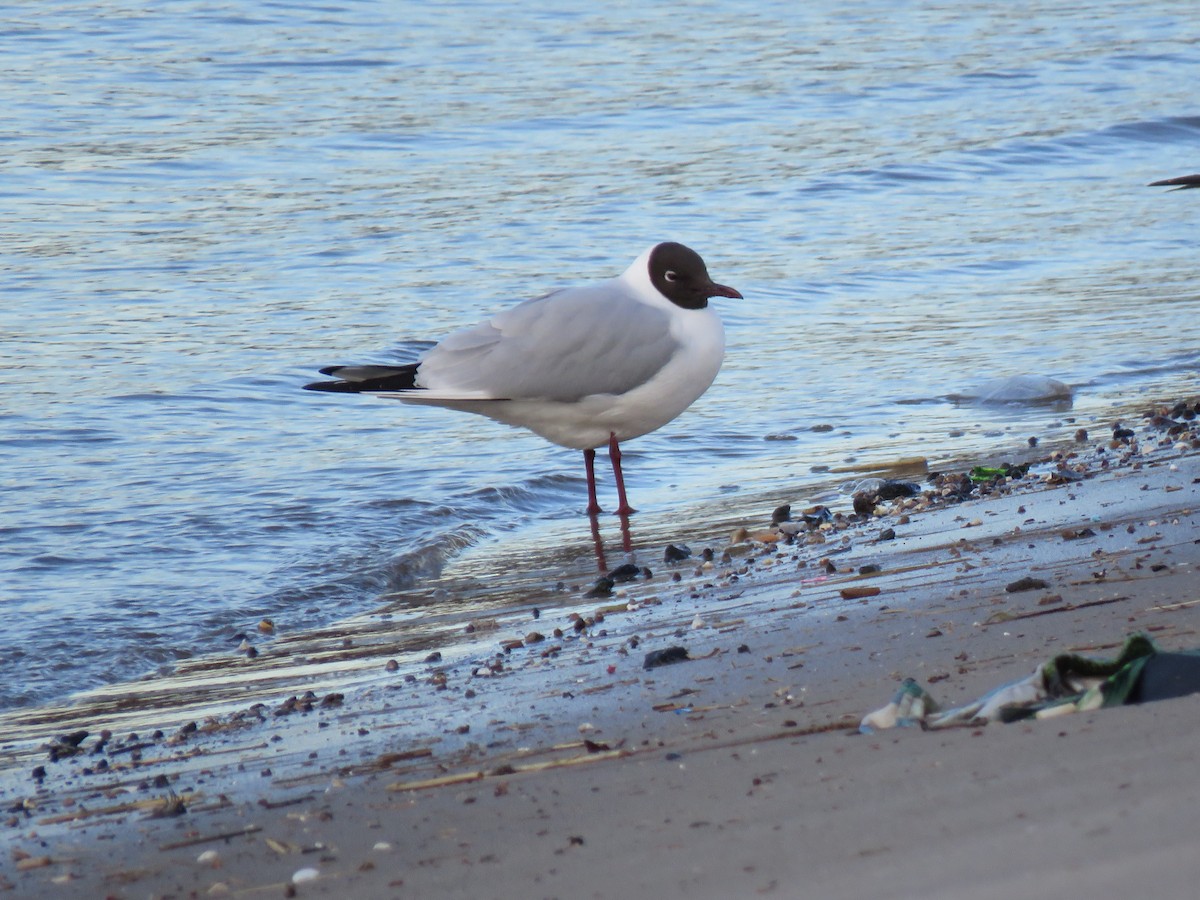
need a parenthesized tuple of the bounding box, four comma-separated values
(412, 281, 680, 402)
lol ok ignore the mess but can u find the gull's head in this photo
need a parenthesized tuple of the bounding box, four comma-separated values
(638, 242, 742, 310)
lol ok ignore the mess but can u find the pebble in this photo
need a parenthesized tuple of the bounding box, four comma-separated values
(586, 577, 614, 598)
(1006, 576, 1049, 593)
(197, 850, 221, 867)
(840, 586, 881, 600)
(877, 480, 920, 500)
(664, 543, 692, 562)
(292, 867, 320, 884)
(643, 646, 690, 669)
(607, 562, 641, 582)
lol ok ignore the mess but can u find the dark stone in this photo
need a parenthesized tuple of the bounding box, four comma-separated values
(585, 577, 614, 598)
(1006, 576, 1049, 593)
(643, 646, 690, 669)
(59, 730, 89, 748)
(607, 563, 641, 583)
(802, 505, 832, 526)
(664, 544, 692, 563)
(877, 480, 920, 501)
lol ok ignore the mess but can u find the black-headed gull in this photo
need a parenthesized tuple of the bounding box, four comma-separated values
(1149, 174, 1200, 190)
(305, 242, 741, 516)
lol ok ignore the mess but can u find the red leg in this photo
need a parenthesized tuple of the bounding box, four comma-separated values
(608, 432, 636, 516)
(583, 447, 602, 515)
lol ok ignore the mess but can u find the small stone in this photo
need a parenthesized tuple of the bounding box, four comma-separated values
(586, 578, 614, 598)
(802, 505, 832, 525)
(1006, 576, 1049, 593)
(60, 730, 89, 748)
(643, 646, 690, 669)
(607, 563, 641, 583)
(664, 543, 692, 562)
(840, 586, 880, 600)
(292, 867, 320, 884)
(877, 480, 920, 500)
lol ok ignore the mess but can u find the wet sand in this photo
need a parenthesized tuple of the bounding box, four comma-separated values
(4, 401, 1200, 899)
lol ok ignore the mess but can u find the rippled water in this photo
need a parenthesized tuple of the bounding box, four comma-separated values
(3, 0, 1199, 709)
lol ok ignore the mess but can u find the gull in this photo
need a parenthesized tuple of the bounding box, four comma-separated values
(1148, 174, 1200, 191)
(304, 242, 741, 516)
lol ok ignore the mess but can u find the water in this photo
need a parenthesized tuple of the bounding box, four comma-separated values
(3, 0, 1199, 710)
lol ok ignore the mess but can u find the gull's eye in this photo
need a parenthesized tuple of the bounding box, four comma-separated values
(664, 270, 679, 283)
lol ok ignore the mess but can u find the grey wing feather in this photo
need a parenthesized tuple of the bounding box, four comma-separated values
(416, 282, 679, 402)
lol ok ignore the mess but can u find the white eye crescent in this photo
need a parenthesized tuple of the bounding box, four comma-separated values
(664, 270, 678, 282)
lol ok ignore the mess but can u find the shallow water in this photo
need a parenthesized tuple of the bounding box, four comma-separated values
(3, 0, 1199, 709)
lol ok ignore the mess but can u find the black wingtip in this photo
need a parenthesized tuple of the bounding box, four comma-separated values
(1148, 174, 1200, 190)
(303, 363, 422, 393)
(304, 380, 354, 392)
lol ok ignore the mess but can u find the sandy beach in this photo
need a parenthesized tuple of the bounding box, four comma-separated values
(4, 399, 1199, 899)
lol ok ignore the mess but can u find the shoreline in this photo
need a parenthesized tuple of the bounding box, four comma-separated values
(4, 398, 1199, 898)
